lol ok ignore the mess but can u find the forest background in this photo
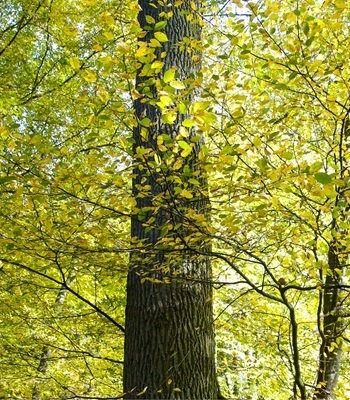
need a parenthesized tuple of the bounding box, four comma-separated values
(1, 0, 350, 399)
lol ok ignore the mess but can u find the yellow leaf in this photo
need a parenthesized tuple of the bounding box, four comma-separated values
(103, 31, 114, 40)
(191, 101, 210, 113)
(69, 57, 80, 70)
(181, 189, 193, 199)
(181, 146, 192, 157)
(253, 137, 262, 148)
(162, 110, 177, 124)
(170, 80, 185, 89)
(179, 126, 189, 137)
(135, 43, 152, 59)
(154, 32, 168, 42)
(334, 0, 345, 9)
(163, 69, 175, 83)
(155, 21, 167, 31)
(83, 70, 97, 82)
(64, 27, 78, 37)
(97, 88, 110, 102)
(149, 38, 162, 47)
(151, 60, 164, 70)
(154, 153, 161, 165)
(178, 102, 186, 114)
(99, 11, 115, 26)
(190, 0, 197, 10)
(173, 158, 183, 170)
(14, 186, 24, 197)
(145, 15, 155, 24)
(320, 186, 337, 198)
(92, 44, 103, 51)
(159, 95, 173, 107)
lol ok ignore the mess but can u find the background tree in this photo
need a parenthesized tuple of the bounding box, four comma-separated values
(205, 1, 350, 398)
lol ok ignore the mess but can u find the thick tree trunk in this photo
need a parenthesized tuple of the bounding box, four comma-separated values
(123, 1, 218, 398)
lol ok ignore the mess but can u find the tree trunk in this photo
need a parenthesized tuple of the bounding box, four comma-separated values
(314, 243, 343, 400)
(314, 117, 349, 399)
(123, 1, 218, 398)
(32, 274, 75, 400)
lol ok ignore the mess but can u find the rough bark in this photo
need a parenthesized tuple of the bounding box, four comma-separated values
(123, 1, 218, 398)
(314, 243, 343, 400)
(314, 117, 349, 399)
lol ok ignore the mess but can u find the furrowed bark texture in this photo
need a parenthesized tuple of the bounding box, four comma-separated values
(314, 117, 349, 399)
(123, 1, 218, 399)
(314, 244, 343, 400)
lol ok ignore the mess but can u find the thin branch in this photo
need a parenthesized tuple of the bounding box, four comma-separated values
(0, 258, 125, 333)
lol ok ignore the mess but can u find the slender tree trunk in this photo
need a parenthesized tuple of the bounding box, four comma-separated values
(315, 247, 343, 400)
(314, 117, 349, 399)
(32, 274, 75, 400)
(314, 243, 343, 400)
(123, 1, 218, 398)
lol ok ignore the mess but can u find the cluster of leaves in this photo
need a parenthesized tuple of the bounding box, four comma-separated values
(203, 0, 350, 398)
(0, 0, 136, 397)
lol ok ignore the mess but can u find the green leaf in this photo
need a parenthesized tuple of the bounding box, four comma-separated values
(182, 119, 195, 127)
(282, 151, 293, 160)
(315, 172, 332, 184)
(140, 117, 151, 127)
(0, 176, 15, 184)
(188, 178, 200, 185)
(154, 21, 167, 31)
(255, 158, 268, 170)
(305, 36, 315, 46)
(178, 140, 190, 150)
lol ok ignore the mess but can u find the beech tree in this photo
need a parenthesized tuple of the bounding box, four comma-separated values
(123, 0, 218, 398)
